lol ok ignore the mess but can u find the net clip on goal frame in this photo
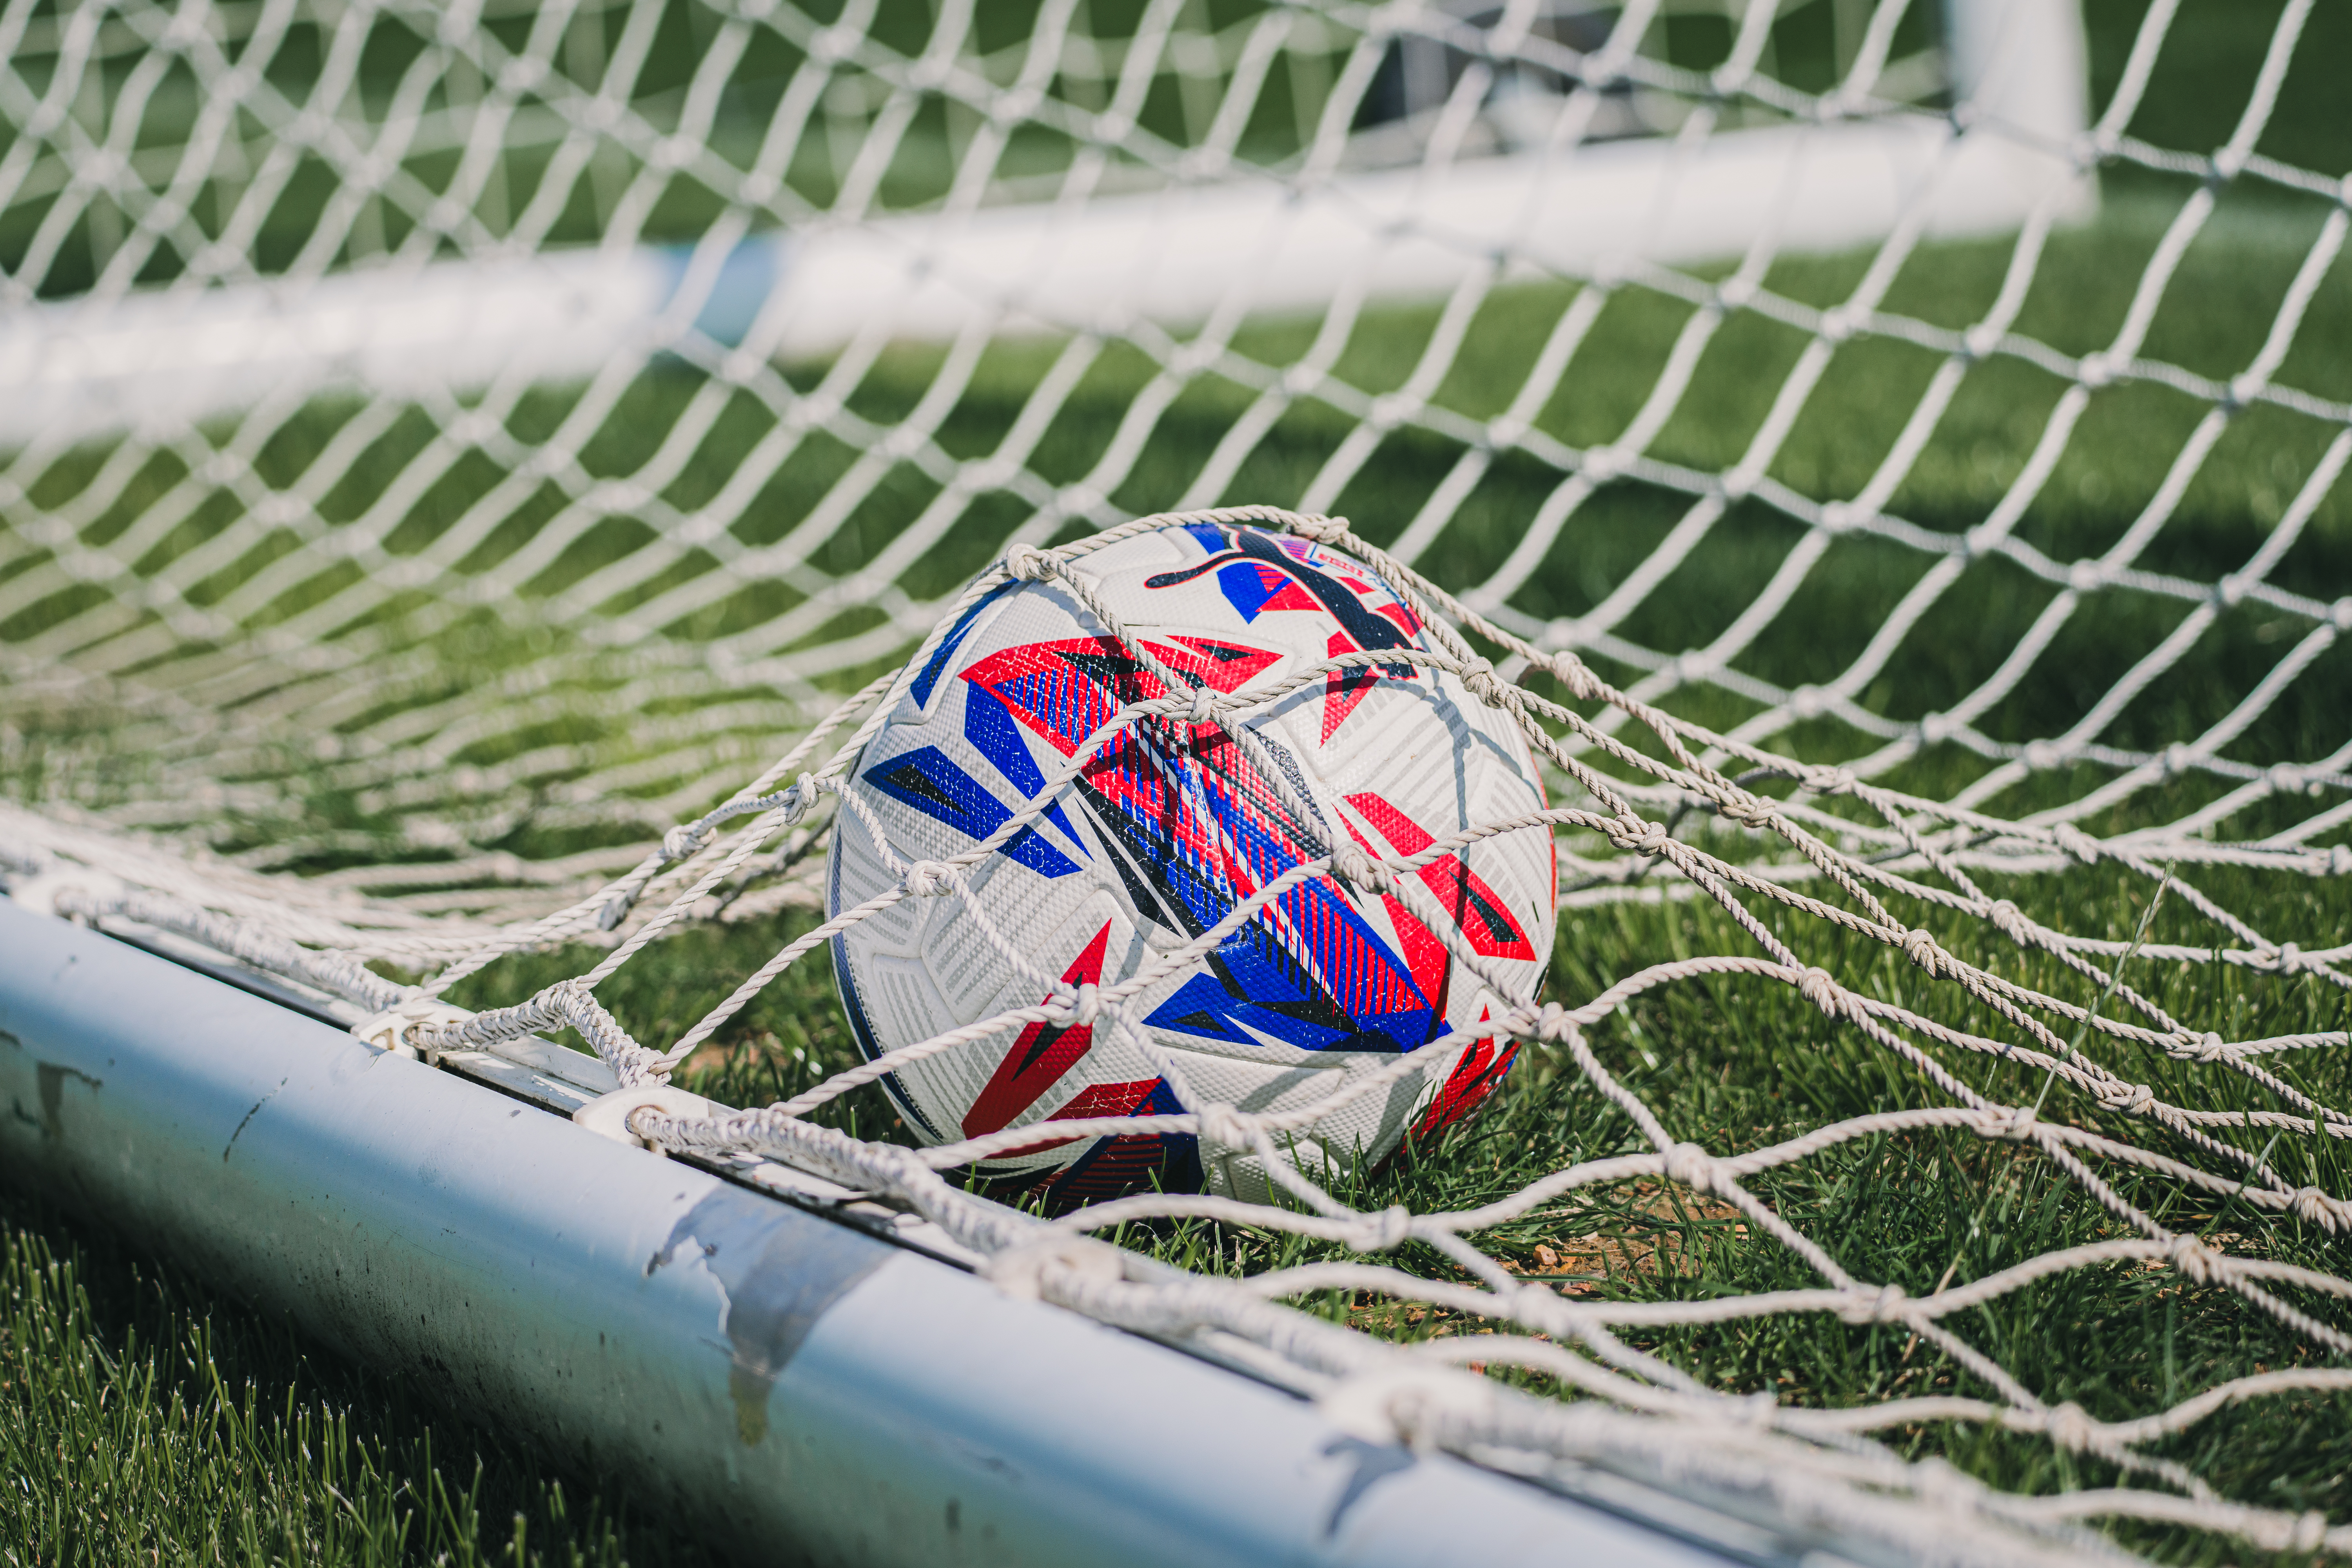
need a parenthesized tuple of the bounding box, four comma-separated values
(0, 895, 1783, 1568)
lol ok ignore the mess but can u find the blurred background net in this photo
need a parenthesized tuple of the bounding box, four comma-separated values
(3, 0, 2351, 1561)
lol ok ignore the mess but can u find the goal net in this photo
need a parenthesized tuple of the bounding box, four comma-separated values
(4, 0, 2349, 1559)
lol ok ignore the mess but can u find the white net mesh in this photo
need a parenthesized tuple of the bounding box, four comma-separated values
(5, 0, 2352, 1560)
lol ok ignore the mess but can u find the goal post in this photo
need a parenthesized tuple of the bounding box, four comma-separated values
(0, 891, 1874, 1568)
(0, 0, 2092, 446)
(5, 0, 2352, 1562)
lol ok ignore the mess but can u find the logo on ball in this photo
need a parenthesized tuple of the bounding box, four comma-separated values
(829, 522, 1555, 1209)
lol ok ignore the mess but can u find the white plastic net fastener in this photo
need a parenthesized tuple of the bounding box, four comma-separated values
(571, 1084, 717, 1155)
(1328, 841, 1396, 897)
(1002, 543, 1059, 582)
(1317, 1365, 1495, 1451)
(351, 998, 475, 1062)
(901, 860, 960, 898)
(984, 1233, 1128, 1303)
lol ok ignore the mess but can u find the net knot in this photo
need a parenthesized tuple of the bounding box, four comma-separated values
(984, 1234, 1127, 1304)
(1977, 1104, 2038, 1141)
(1717, 795, 1779, 829)
(749, 772, 821, 829)
(1985, 899, 2033, 941)
(1532, 648, 1599, 700)
(2330, 844, 2352, 878)
(661, 822, 710, 861)
(1318, 1366, 1493, 1452)
(2169, 1030, 2230, 1063)
(1803, 764, 1857, 796)
(2292, 1187, 2347, 1234)
(1057, 982, 1103, 1028)
(1837, 1282, 1908, 1325)
(1795, 967, 1843, 1017)
(1285, 514, 1351, 543)
(2096, 1080, 2156, 1115)
(1661, 1142, 1718, 1194)
(2257, 942, 2305, 974)
(1186, 683, 1222, 726)
(1534, 1002, 1575, 1044)
(1328, 840, 1395, 897)
(902, 860, 960, 898)
(1194, 1102, 1261, 1151)
(1609, 818, 1673, 856)
(1900, 928, 1944, 977)
(2167, 1233, 2222, 1283)
(1348, 1204, 1416, 1253)
(1003, 543, 1059, 582)
(1453, 655, 1508, 707)
(2050, 823, 2102, 865)
(2042, 1401, 2096, 1453)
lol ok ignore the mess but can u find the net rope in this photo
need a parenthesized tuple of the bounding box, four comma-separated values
(4, 0, 2351, 1560)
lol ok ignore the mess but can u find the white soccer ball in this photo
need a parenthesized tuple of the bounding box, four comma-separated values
(827, 519, 1556, 1209)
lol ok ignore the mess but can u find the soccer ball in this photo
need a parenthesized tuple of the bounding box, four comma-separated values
(827, 520, 1556, 1209)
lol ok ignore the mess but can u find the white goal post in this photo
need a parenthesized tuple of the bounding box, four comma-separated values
(0, 0, 2090, 444)
(5, 898, 1757, 1568)
(6, 0, 2352, 1563)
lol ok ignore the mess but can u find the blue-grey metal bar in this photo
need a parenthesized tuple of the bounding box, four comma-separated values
(0, 900, 1749, 1567)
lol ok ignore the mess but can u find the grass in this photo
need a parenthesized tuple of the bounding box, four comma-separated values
(7, 3, 2352, 1562)
(0, 1187, 708, 1568)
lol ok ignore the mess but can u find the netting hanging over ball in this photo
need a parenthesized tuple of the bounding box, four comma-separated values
(824, 519, 1555, 1210)
(4, 0, 2351, 1561)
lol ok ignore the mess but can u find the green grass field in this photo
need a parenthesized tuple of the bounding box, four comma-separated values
(10, 195, 2352, 1565)
(8, 2, 2352, 1564)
